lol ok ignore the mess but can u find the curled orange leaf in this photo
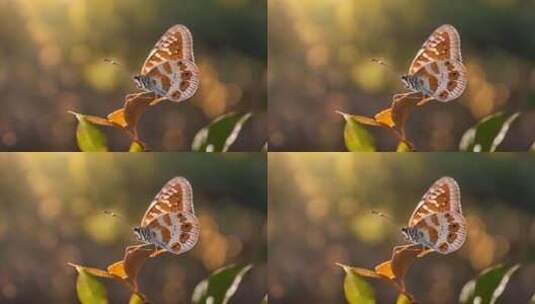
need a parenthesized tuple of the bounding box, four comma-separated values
(338, 244, 430, 303)
(338, 91, 428, 151)
(106, 109, 128, 128)
(68, 245, 159, 303)
(107, 260, 128, 280)
(70, 91, 156, 151)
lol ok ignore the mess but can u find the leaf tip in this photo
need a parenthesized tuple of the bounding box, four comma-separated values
(335, 110, 350, 120)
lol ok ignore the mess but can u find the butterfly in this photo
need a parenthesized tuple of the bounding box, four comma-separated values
(400, 176, 466, 255)
(132, 177, 200, 255)
(401, 24, 467, 104)
(132, 25, 200, 104)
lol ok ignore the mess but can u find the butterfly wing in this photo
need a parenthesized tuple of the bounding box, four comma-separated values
(143, 59, 200, 103)
(408, 24, 462, 75)
(141, 177, 195, 227)
(141, 24, 195, 75)
(413, 211, 466, 254)
(408, 176, 461, 227)
(145, 211, 200, 255)
(412, 60, 467, 102)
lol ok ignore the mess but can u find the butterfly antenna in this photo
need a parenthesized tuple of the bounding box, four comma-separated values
(103, 58, 121, 66)
(370, 210, 395, 224)
(370, 58, 400, 74)
(103, 210, 132, 227)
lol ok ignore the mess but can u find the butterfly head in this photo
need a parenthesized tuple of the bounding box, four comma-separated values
(400, 227, 410, 240)
(400, 75, 413, 89)
(133, 226, 143, 240)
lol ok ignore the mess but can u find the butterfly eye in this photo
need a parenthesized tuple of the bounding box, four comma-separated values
(133, 76, 143, 88)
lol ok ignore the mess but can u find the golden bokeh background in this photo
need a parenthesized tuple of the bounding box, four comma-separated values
(269, 153, 535, 303)
(269, 0, 535, 151)
(0, 0, 266, 151)
(0, 153, 266, 303)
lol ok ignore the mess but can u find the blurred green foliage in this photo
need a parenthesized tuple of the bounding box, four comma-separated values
(0, 0, 266, 151)
(192, 112, 253, 152)
(459, 112, 520, 152)
(0, 153, 266, 303)
(268, 153, 535, 303)
(459, 264, 520, 304)
(269, 0, 535, 151)
(192, 264, 252, 304)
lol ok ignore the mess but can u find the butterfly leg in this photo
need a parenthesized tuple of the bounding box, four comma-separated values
(124, 243, 153, 255)
(392, 244, 412, 255)
(149, 96, 167, 106)
(150, 249, 167, 258)
(416, 96, 434, 106)
(417, 247, 434, 257)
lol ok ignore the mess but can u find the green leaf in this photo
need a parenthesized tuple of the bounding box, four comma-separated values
(530, 293, 535, 304)
(260, 295, 268, 304)
(128, 294, 143, 304)
(396, 294, 411, 304)
(396, 141, 410, 152)
(340, 112, 376, 152)
(192, 264, 253, 304)
(459, 279, 476, 304)
(340, 264, 375, 304)
(76, 269, 109, 304)
(192, 112, 252, 152)
(71, 112, 109, 152)
(128, 141, 143, 152)
(459, 112, 520, 152)
(459, 264, 520, 304)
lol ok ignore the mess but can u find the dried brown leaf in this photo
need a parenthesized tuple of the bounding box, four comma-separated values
(390, 245, 424, 282)
(337, 91, 427, 151)
(390, 92, 422, 130)
(336, 263, 385, 280)
(69, 245, 159, 303)
(340, 244, 431, 304)
(68, 262, 117, 279)
(122, 245, 156, 289)
(123, 92, 155, 130)
(69, 111, 115, 127)
(349, 114, 384, 127)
